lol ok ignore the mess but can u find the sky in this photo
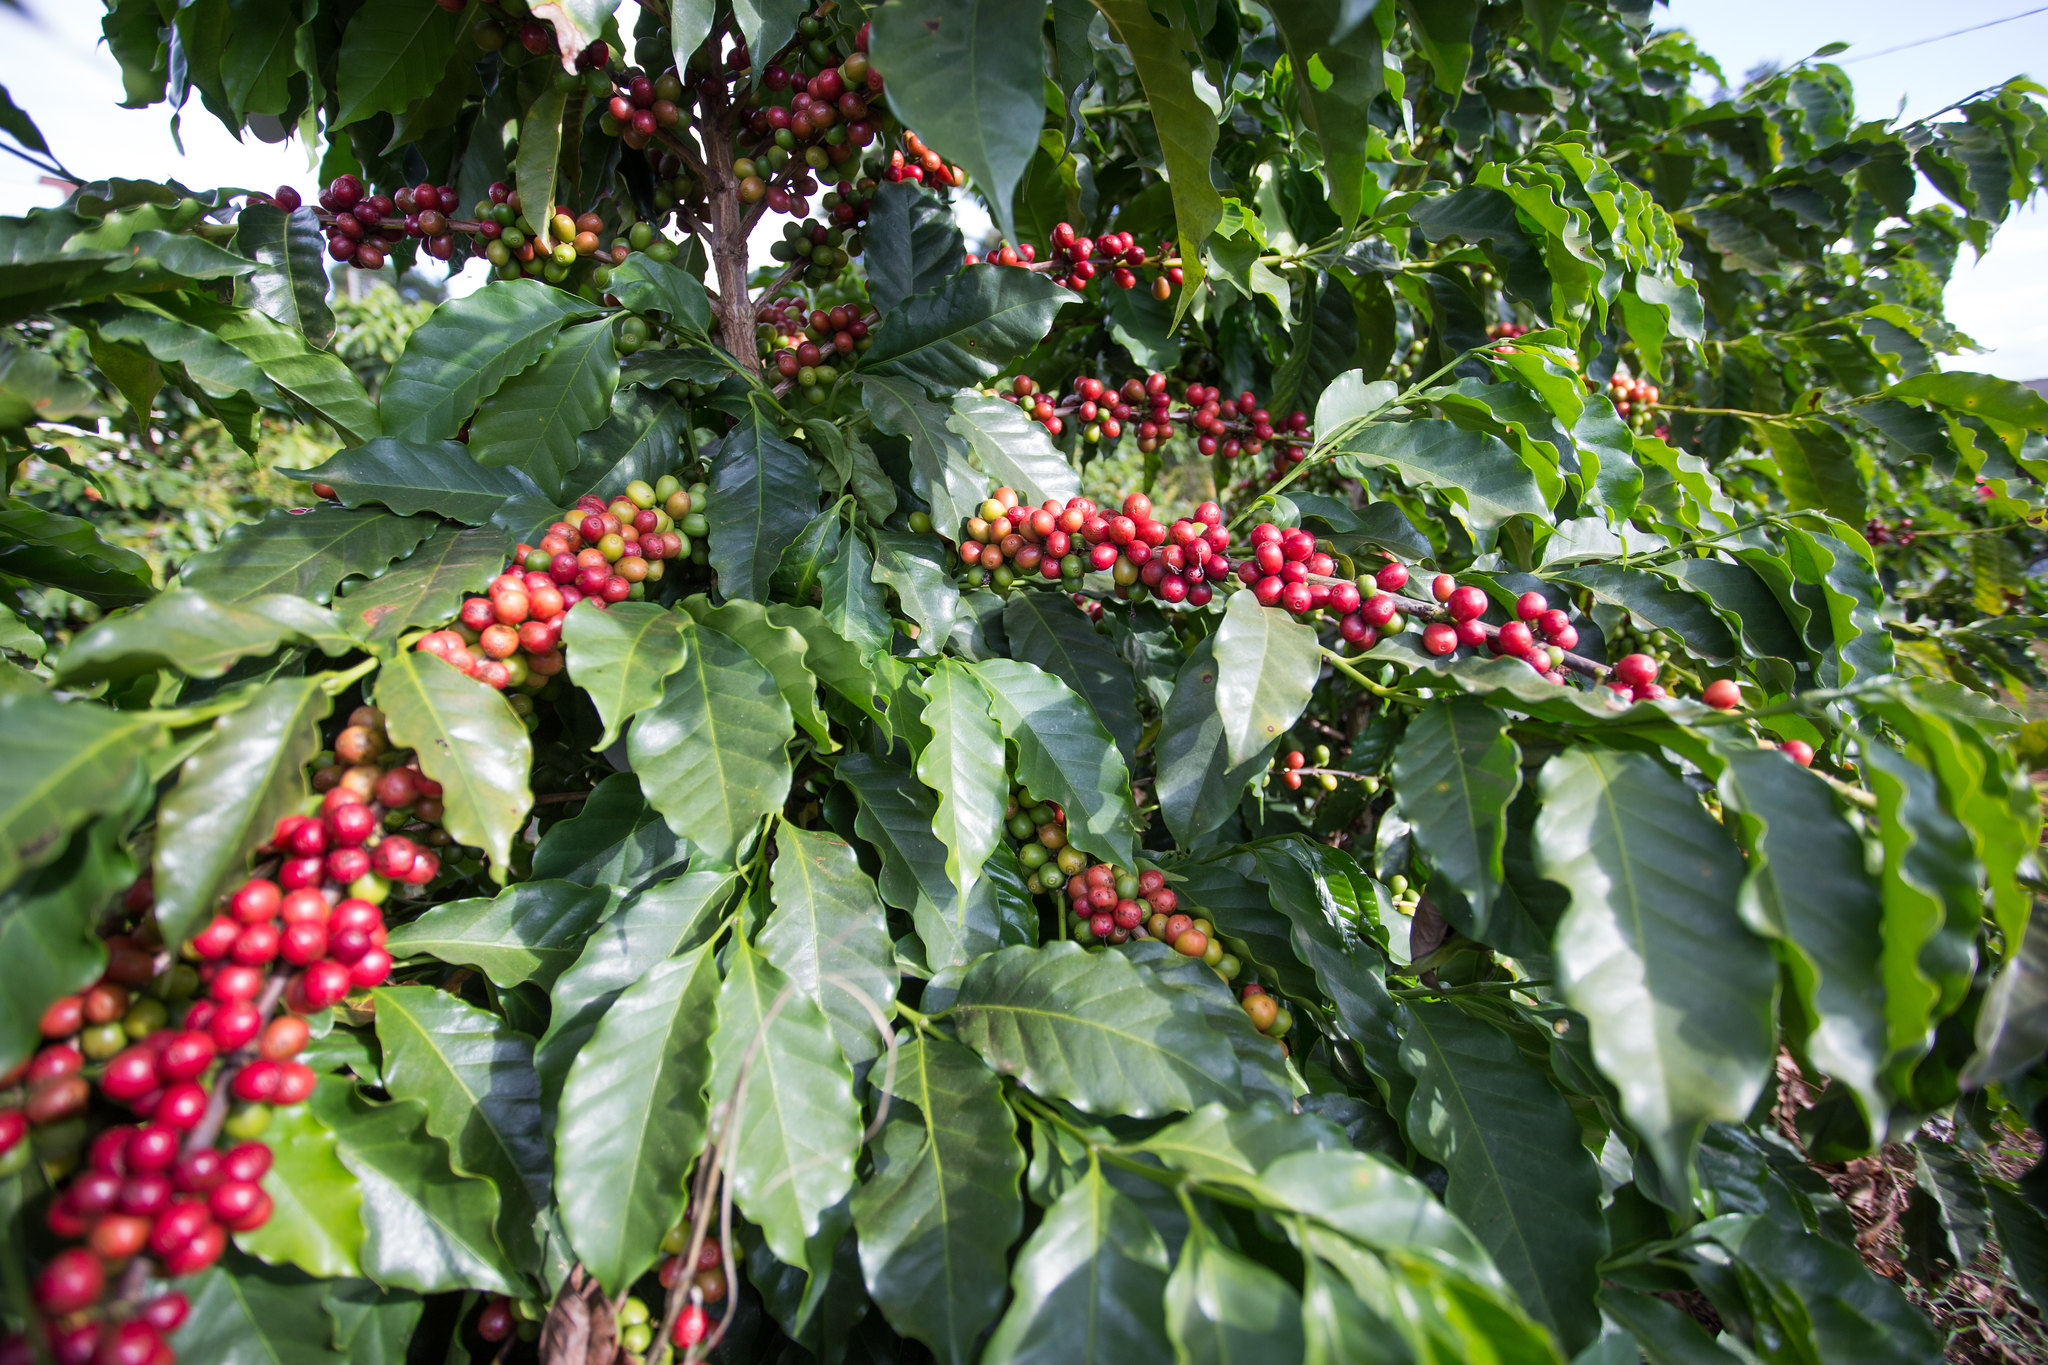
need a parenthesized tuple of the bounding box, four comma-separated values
(0, 1, 2041, 378)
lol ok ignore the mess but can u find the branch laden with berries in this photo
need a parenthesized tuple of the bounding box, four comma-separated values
(4, 2, 2048, 1364)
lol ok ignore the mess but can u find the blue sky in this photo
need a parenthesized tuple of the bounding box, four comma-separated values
(0, 1, 2041, 377)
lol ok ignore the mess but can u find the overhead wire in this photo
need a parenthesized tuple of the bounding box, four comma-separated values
(1839, 5, 2048, 62)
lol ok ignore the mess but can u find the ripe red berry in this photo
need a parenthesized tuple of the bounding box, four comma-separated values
(160, 1220, 227, 1275)
(140, 1291, 190, 1334)
(1516, 592, 1547, 621)
(209, 1002, 262, 1052)
(673, 1303, 708, 1348)
(1432, 574, 1456, 603)
(298, 960, 353, 1011)
(34, 1248, 103, 1315)
(328, 802, 378, 847)
(1496, 621, 1533, 655)
(1614, 653, 1659, 687)
(1447, 586, 1488, 622)
(231, 878, 282, 923)
(1423, 622, 1459, 655)
(1375, 562, 1408, 592)
(1780, 739, 1815, 767)
(1702, 679, 1742, 710)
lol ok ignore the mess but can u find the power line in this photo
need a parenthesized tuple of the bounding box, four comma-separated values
(1840, 5, 2048, 63)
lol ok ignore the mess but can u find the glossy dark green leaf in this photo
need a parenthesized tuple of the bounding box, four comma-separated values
(972, 658, 1140, 870)
(468, 318, 619, 499)
(769, 601, 892, 729)
(864, 180, 967, 315)
(1597, 1287, 1748, 1365)
(234, 204, 335, 346)
(1713, 743, 1888, 1129)
(853, 1034, 1027, 1365)
(153, 676, 329, 947)
(335, 525, 507, 650)
(1124, 941, 1296, 1107)
(283, 439, 544, 524)
(375, 651, 533, 877)
(0, 817, 130, 1077)
(1003, 592, 1142, 764)
(762, 826, 901, 1071)
(862, 373, 986, 533)
(0, 499, 156, 606)
(1213, 590, 1323, 768)
(711, 939, 863, 1269)
(1543, 563, 1737, 663)
(821, 526, 893, 655)
(1333, 418, 1549, 548)
(871, 530, 962, 653)
(235, 1098, 364, 1279)
(1535, 748, 1776, 1184)
(0, 688, 155, 892)
(839, 750, 1014, 969)
(175, 1254, 350, 1365)
(333, 0, 464, 126)
(863, 265, 1073, 393)
(534, 869, 733, 1101)
(708, 403, 821, 603)
(181, 506, 435, 606)
(1391, 699, 1520, 942)
(380, 279, 602, 442)
(1155, 638, 1271, 847)
(982, 1163, 1173, 1365)
(1399, 1002, 1605, 1353)
(1763, 420, 1866, 527)
(1267, 1, 1385, 224)
(607, 254, 712, 336)
(1966, 912, 2048, 1088)
(915, 659, 1007, 908)
(558, 945, 720, 1295)
(54, 591, 351, 683)
(564, 387, 687, 502)
(384, 880, 613, 988)
(563, 600, 690, 749)
(374, 985, 552, 1277)
(321, 1281, 424, 1365)
(681, 596, 834, 749)
(308, 1078, 523, 1296)
(530, 774, 683, 890)
(1988, 1183, 2048, 1309)
(1165, 1223, 1306, 1365)
(1709, 1215, 1943, 1363)
(947, 392, 1082, 508)
(952, 942, 1239, 1117)
(628, 621, 792, 866)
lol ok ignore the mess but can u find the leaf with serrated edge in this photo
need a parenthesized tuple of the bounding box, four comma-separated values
(972, 658, 1140, 869)
(563, 600, 689, 749)
(982, 1163, 1172, 1365)
(558, 945, 720, 1295)
(1213, 590, 1323, 767)
(762, 825, 900, 1071)
(376, 651, 533, 878)
(628, 622, 793, 867)
(853, 1034, 1026, 1365)
(1391, 699, 1521, 942)
(384, 880, 614, 989)
(710, 939, 862, 1269)
(1534, 747, 1775, 1185)
(153, 677, 329, 949)
(374, 985, 552, 1277)
(952, 942, 1239, 1117)
(915, 659, 1006, 908)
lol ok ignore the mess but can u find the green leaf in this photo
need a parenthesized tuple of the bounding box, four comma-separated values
(530, 774, 684, 890)
(871, 530, 962, 653)
(762, 826, 901, 1072)
(1597, 1287, 1747, 1365)
(1266, 1, 1385, 224)
(1165, 1222, 1306, 1365)
(947, 391, 1083, 510)
(821, 527, 893, 655)
(1125, 941, 1297, 1107)
(180, 506, 435, 606)
(983, 1163, 1173, 1365)
(682, 596, 835, 748)
(234, 205, 336, 346)
(1391, 699, 1521, 942)
(322, 1282, 423, 1365)
(515, 85, 568, 243)
(1708, 1215, 1943, 1364)
(863, 373, 985, 533)
(153, 677, 330, 948)
(468, 318, 619, 500)
(708, 402, 821, 603)
(380, 279, 602, 442)
(1092, 0, 1224, 311)
(333, 0, 464, 125)
(1402, 0, 1478, 90)
(769, 602, 891, 729)
(1887, 371, 2048, 435)
(176, 1254, 349, 1365)
(0, 499, 155, 605)
(1398, 1002, 1605, 1353)
(1213, 590, 1323, 768)
(1542, 564, 1737, 663)
(54, 591, 351, 683)
(385, 880, 614, 988)
(1002, 592, 1142, 764)
(236, 1099, 364, 1279)
(915, 659, 1008, 909)
(628, 622, 793, 867)
(564, 387, 687, 503)
(336, 525, 508, 650)
(1333, 418, 1549, 548)
(971, 658, 1141, 870)
(608, 254, 713, 336)
(375, 651, 534, 878)
(535, 869, 733, 1101)
(0, 688, 156, 892)
(1155, 638, 1271, 847)
(853, 1034, 1027, 1365)
(562, 600, 689, 750)
(308, 1079, 522, 1296)
(1713, 743, 1888, 1132)
(1534, 748, 1776, 1184)
(1966, 912, 2048, 1088)
(1988, 1183, 2048, 1309)
(374, 985, 553, 1277)
(557, 945, 721, 1296)
(0, 817, 132, 1077)
(863, 265, 1073, 393)
(283, 439, 545, 524)
(868, 0, 1043, 246)
(864, 180, 966, 315)
(952, 942, 1240, 1117)
(710, 938, 863, 1268)
(838, 750, 1017, 969)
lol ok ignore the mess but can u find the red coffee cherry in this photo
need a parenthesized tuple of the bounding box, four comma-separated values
(1702, 679, 1742, 710)
(34, 1248, 103, 1316)
(1614, 653, 1658, 687)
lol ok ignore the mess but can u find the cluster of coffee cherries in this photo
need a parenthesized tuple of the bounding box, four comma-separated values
(1017, 222, 1176, 297)
(307, 175, 467, 270)
(1413, 575, 1585, 683)
(657, 1217, 731, 1351)
(1485, 321, 1532, 341)
(1002, 373, 1312, 464)
(1607, 370, 1660, 418)
(411, 477, 708, 689)
(951, 488, 1235, 606)
(1275, 747, 1340, 793)
(767, 297, 872, 388)
(1237, 983, 1293, 1045)
(1864, 516, 1919, 548)
(880, 128, 960, 188)
(1236, 522, 1359, 621)
(760, 195, 870, 279)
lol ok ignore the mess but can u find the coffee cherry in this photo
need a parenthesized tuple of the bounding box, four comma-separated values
(1446, 586, 1488, 622)
(1423, 622, 1458, 655)
(1613, 653, 1658, 687)
(1780, 739, 1815, 767)
(1702, 679, 1742, 710)
(34, 1248, 103, 1315)
(1432, 574, 1456, 602)
(673, 1303, 708, 1348)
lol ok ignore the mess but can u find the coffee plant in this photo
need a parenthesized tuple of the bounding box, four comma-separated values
(3, 1, 2048, 1362)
